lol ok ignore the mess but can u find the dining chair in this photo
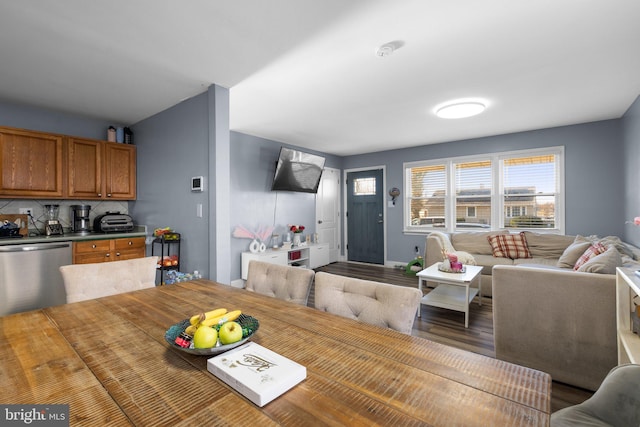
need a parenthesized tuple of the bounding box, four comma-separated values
(60, 256, 158, 303)
(550, 363, 640, 427)
(313, 272, 422, 334)
(244, 260, 314, 306)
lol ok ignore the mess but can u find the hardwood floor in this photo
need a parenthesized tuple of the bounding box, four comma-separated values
(313, 262, 594, 413)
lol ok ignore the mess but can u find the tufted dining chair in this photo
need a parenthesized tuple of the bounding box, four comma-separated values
(60, 256, 158, 303)
(314, 272, 422, 334)
(244, 260, 315, 306)
(550, 363, 640, 427)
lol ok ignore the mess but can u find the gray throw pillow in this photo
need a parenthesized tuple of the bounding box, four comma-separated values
(522, 231, 576, 258)
(557, 240, 592, 268)
(577, 245, 622, 274)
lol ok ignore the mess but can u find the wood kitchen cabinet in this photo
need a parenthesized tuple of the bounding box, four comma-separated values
(0, 126, 136, 200)
(67, 137, 102, 199)
(73, 237, 145, 264)
(0, 126, 65, 198)
(67, 137, 136, 200)
(105, 142, 136, 199)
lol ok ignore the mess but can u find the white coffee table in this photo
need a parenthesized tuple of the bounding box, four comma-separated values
(417, 263, 483, 328)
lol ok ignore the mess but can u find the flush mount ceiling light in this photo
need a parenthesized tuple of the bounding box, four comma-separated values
(435, 100, 487, 119)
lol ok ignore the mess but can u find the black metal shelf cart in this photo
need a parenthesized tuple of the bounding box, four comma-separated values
(151, 233, 181, 285)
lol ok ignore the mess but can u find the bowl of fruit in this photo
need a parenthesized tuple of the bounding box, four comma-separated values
(165, 308, 259, 355)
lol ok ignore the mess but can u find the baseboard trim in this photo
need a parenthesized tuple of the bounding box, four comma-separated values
(229, 279, 245, 288)
(386, 260, 408, 269)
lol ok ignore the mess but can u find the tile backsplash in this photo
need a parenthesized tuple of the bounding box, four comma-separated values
(0, 199, 129, 236)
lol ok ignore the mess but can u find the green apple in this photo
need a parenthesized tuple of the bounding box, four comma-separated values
(218, 321, 243, 345)
(193, 326, 218, 349)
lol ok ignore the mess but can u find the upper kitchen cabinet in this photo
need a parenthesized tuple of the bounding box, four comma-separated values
(67, 137, 136, 200)
(105, 142, 136, 199)
(0, 127, 64, 198)
(67, 137, 102, 199)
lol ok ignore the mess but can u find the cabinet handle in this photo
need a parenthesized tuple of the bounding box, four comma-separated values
(97, 193, 102, 197)
(128, 241, 133, 246)
(105, 253, 110, 257)
(92, 244, 97, 249)
(107, 193, 112, 197)
(116, 252, 121, 256)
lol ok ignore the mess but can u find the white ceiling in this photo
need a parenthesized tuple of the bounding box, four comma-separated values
(1, 1, 639, 156)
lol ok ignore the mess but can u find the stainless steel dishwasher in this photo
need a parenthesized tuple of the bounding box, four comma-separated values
(0, 241, 72, 316)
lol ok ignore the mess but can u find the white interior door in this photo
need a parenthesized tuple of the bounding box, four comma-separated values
(316, 167, 340, 263)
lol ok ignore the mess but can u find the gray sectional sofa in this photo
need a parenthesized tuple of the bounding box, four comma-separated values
(424, 230, 640, 391)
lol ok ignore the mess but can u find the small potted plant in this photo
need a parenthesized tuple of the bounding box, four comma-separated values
(289, 224, 305, 246)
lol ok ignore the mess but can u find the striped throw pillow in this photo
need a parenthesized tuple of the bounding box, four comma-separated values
(487, 232, 532, 259)
(573, 242, 607, 271)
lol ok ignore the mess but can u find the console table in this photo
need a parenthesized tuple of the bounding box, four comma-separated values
(241, 243, 329, 280)
(616, 267, 640, 363)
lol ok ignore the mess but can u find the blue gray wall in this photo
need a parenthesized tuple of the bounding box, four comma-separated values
(130, 91, 211, 278)
(228, 132, 342, 281)
(1, 92, 638, 281)
(343, 119, 627, 264)
(623, 95, 640, 247)
(0, 99, 115, 139)
(129, 88, 341, 283)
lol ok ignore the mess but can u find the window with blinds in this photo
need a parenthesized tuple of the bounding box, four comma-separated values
(406, 164, 446, 228)
(455, 160, 492, 228)
(502, 154, 557, 228)
(404, 147, 564, 233)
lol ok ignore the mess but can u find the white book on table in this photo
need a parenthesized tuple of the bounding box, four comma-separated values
(206, 342, 306, 407)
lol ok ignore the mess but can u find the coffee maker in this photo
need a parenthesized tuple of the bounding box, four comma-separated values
(70, 205, 92, 234)
(44, 204, 64, 236)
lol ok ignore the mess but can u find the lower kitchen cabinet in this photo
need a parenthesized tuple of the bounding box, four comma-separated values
(73, 237, 145, 264)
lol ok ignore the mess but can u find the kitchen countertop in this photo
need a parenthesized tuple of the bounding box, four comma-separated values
(0, 225, 148, 245)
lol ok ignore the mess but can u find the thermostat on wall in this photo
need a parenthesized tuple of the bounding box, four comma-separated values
(191, 176, 205, 192)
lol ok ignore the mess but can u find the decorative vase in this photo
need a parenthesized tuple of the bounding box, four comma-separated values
(259, 241, 267, 252)
(293, 233, 301, 246)
(249, 239, 259, 253)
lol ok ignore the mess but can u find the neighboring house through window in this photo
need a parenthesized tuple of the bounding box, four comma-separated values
(404, 147, 564, 233)
(466, 206, 476, 218)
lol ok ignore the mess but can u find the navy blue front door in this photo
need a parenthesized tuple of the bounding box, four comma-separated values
(346, 169, 384, 264)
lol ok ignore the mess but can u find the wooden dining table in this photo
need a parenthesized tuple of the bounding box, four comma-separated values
(0, 279, 551, 426)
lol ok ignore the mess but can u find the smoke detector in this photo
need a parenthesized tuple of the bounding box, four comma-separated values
(375, 41, 404, 58)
